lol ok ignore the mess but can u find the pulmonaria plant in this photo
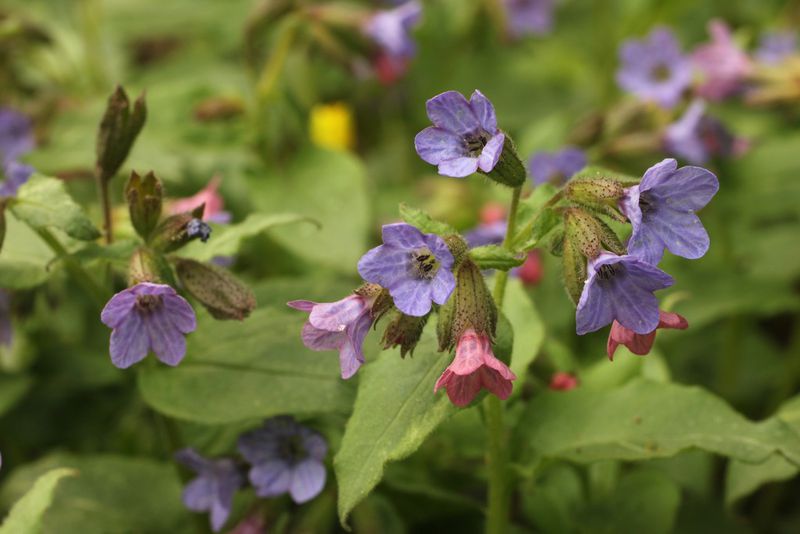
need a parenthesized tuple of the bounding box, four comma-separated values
(363, 1, 422, 61)
(664, 100, 746, 164)
(616, 27, 692, 108)
(692, 20, 752, 101)
(100, 283, 197, 368)
(619, 158, 719, 265)
(358, 223, 455, 317)
(528, 146, 586, 186)
(237, 416, 328, 504)
(502, 0, 554, 38)
(607, 310, 688, 360)
(288, 285, 384, 379)
(175, 449, 244, 532)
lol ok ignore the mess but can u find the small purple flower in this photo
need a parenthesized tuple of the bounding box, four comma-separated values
(664, 100, 744, 165)
(619, 158, 718, 265)
(0, 161, 34, 198)
(175, 448, 244, 532)
(238, 416, 327, 504)
(692, 20, 752, 101)
(364, 1, 422, 59)
(616, 27, 692, 108)
(358, 223, 455, 317)
(100, 283, 197, 368)
(288, 293, 376, 379)
(0, 108, 34, 164)
(576, 251, 674, 335)
(414, 90, 505, 178)
(755, 31, 797, 64)
(528, 146, 587, 186)
(502, 0, 554, 37)
(187, 218, 212, 242)
(0, 290, 12, 348)
(464, 221, 506, 248)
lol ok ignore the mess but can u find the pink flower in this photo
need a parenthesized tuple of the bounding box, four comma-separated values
(549, 372, 579, 391)
(169, 176, 230, 223)
(692, 20, 753, 101)
(434, 329, 516, 407)
(516, 250, 543, 286)
(606, 310, 688, 360)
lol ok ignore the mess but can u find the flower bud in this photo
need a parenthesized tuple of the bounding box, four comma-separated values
(437, 259, 497, 352)
(563, 208, 601, 259)
(128, 246, 172, 286)
(149, 205, 209, 252)
(561, 233, 587, 305)
(175, 258, 255, 320)
(565, 178, 626, 222)
(484, 135, 526, 188)
(443, 234, 469, 267)
(125, 171, 162, 240)
(96, 85, 146, 182)
(381, 310, 429, 357)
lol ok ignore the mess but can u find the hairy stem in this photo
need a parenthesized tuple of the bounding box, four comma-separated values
(36, 228, 108, 307)
(96, 170, 114, 244)
(485, 185, 522, 534)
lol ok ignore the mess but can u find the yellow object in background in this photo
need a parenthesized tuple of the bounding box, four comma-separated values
(309, 102, 356, 151)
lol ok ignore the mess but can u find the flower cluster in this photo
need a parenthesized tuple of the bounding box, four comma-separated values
(176, 416, 327, 532)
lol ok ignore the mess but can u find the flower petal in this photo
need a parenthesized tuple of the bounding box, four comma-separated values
(182, 476, 214, 512)
(101, 289, 137, 328)
(109, 312, 149, 369)
(388, 280, 434, 317)
(358, 245, 412, 290)
(438, 157, 479, 178)
(639, 158, 678, 191)
(381, 223, 427, 249)
(414, 127, 466, 165)
(478, 133, 505, 172)
(425, 91, 481, 135)
(287, 300, 317, 312)
(288, 459, 326, 504)
(162, 294, 197, 333)
(301, 322, 345, 351)
(308, 295, 365, 332)
(469, 90, 498, 133)
(646, 208, 710, 260)
(250, 460, 292, 497)
(145, 312, 187, 366)
(654, 165, 719, 211)
(430, 268, 456, 305)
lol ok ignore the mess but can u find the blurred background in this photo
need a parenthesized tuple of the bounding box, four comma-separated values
(1, 0, 800, 532)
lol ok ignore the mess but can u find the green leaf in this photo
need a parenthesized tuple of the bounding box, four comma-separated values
(0, 213, 54, 289)
(0, 374, 32, 417)
(138, 307, 355, 424)
(513, 184, 562, 251)
(399, 203, 457, 236)
(725, 455, 797, 505)
(10, 175, 100, 241)
(179, 212, 318, 261)
(518, 379, 800, 465)
(469, 245, 524, 271)
(334, 330, 457, 526)
(502, 278, 544, 380)
(0, 454, 191, 534)
(0, 468, 76, 534)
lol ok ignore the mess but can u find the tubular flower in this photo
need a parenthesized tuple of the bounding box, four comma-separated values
(175, 449, 243, 532)
(607, 310, 688, 360)
(692, 20, 752, 101)
(528, 146, 586, 186)
(168, 176, 230, 224)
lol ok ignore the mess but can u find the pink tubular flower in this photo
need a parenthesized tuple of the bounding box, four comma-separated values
(607, 310, 688, 360)
(169, 176, 231, 223)
(692, 20, 752, 101)
(434, 329, 516, 407)
(549, 372, 579, 391)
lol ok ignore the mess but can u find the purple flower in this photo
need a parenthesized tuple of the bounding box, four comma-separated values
(502, 0, 554, 37)
(664, 100, 744, 164)
(237, 416, 327, 504)
(576, 251, 674, 335)
(187, 218, 212, 242)
(0, 290, 12, 348)
(0, 161, 34, 198)
(358, 223, 455, 317)
(100, 283, 197, 368)
(0, 108, 34, 164)
(464, 221, 507, 248)
(364, 1, 422, 59)
(755, 31, 797, 64)
(414, 90, 505, 178)
(619, 158, 718, 265)
(287, 293, 377, 379)
(175, 449, 244, 532)
(528, 146, 587, 186)
(692, 20, 752, 101)
(616, 27, 692, 108)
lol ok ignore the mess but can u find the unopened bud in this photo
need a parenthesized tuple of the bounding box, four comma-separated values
(125, 171, 162, 240)
(437, 259, 497, 352)
(444, 234, 468, 267)
(381, 310, 429, 357)
(561, 234, 587, 305)
(484, 134, 526, 188)
(150, 205, 208, 252)
(564, 208, 601, 259)
(565, 178, 626, 221)
(96, 85, 146, 181)
(175, 258, 256, 320)
(129, 246, 172, 286)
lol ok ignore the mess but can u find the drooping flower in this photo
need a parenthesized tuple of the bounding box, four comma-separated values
(363, 1, 422, 60)
(100, 283, 197, 368)
(549, 371, 579, 391)
(0, 108, 34, 164)
(168, 176, 230, 224)
(414, 90, 506, 178)
(502, 0, 554, 37)
(0, 161, 34, 198)
(616, 27, 692, 108)
(755, 31, 797, 65)
(607, 310, 688, 360)
(237, 416, 327, 504)
(288, 288, 381, 379)
(619, 158, 719, 265)
(516, 250, 544, 286)
(692, 20, 752, 101)
(464, 221, 506, 248)
(0, 290, 12, 348)
(664, 100, 748, 165)
(186, 218, 212, 242)
(435, 329, 516, 407)
(576, 251, 674, 335)
(175, 448, 244, 532)
(358, 223, 455, 316)
(528, 146, 586, 186)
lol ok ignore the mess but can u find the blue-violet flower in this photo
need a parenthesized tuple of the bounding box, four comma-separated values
(358, 223, 455, 316)
(415, 90, 505, 178)
(175, 448, 243, 532)
(502, 0, 554, 37)
(363, 1, 422, 59)
(664, 100, 744, 165)
(0, 108, 34, 165)
(237, 416, 327, 504)
(755, 31, 797, 64)
(528, 146, 586, 186)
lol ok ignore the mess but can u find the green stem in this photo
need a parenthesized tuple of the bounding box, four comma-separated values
(96, 170, 113, 245)
(484, 185, 522, 534)
(36, 228, 108, 307)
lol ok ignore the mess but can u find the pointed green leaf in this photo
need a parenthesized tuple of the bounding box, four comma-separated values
(469, 245, 524, 271)
(399, 203, 457, 236)
(0, 468, 75, 534)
